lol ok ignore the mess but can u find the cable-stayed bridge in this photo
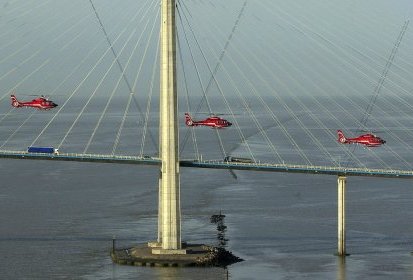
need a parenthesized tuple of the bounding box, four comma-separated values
(0, 1, 413, 170)
(1, 0, 413, 258)
(1, 0, 412, 172)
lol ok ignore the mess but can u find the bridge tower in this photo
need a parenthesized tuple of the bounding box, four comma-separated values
(152, 0, 185, 254)
(112, 0, 240, 265)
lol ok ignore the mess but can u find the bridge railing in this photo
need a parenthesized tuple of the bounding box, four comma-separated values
(192, 158, 413, 176)
(0, 150, 160, 162)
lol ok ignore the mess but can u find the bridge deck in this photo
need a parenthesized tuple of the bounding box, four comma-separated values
(0, 150, 412, 179)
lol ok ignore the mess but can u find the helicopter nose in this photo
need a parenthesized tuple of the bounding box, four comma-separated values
(227, 122, 232, 126)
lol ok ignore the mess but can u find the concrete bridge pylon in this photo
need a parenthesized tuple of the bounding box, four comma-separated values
(111, 0, 242, 265)
(150, 0, 186, 254)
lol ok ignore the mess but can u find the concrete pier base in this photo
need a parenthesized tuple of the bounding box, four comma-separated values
(152, 248, 188, 255)
(111, 243, 242, 267)
(148, 241, 162, 248)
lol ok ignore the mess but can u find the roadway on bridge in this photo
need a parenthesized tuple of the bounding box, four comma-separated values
(0, 150, 412, 179)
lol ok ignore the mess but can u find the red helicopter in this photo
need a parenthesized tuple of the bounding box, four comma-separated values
(185, 112, 232, 128)
(337, 130, 386, 147)
(11, 94, 58, 110)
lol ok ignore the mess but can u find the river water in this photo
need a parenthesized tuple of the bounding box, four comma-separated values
(1, 151, 413, 279)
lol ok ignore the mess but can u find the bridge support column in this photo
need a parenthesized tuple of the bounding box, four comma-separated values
(337, 176, 347, 256)
(151, 0, 185, 254)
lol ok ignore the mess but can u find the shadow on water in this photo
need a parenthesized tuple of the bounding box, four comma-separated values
(209, 211, 243, 269)
(211, 211, 228, 248)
